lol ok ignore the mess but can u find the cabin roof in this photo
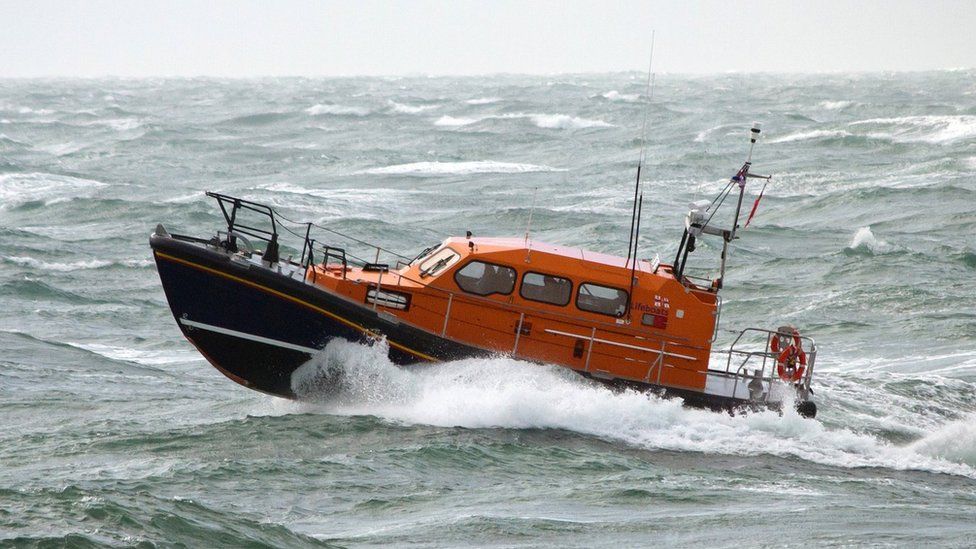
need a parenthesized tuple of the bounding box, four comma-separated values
(449, 236, 659, 273)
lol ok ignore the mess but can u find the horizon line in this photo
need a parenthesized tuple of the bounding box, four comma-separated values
(1, 67, 973, 80)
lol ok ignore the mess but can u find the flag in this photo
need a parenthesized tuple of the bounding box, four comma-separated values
(731, 163, 749, 188)
(744, 182, 768, 228)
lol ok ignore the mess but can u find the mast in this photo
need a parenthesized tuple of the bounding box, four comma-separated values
(625, 30, 655, 268)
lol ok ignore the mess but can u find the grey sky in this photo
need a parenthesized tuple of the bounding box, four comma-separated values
(1, 0, 973, 77)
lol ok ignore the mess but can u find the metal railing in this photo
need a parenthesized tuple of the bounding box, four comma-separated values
(711, 327, 818, 402)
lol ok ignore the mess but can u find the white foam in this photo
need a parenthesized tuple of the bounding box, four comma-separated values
(92, 117, 142, 131)
(387, 101, 439, 114)
(849, 115, 976, 144)
(910, 414, 976, 467)
(848, 226, 890, 253)
(0, 255, 153, 271)
(2, 255, 112, 271)
(819, 100, 854, 110)
(529, 113, 613, 129)
(434, 115, 478, 127)
(435, 112, 613, 130)
(16, 106, 54, 115)
(693, 124, 736, 143)
(356, 160, 566, 176)
(288, 339, 976, 478)
(464, 97, 502, 105)
(770, 129, 852, 143)
(601, 90, 641, 103)
(0, 172, 107, 209)
(67, 342, 203, 366)
(305, 104, 371, 116)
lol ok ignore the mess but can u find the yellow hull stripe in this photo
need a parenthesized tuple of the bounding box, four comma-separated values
(154, 251, 438, 362)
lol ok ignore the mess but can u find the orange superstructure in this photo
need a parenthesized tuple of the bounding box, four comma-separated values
(308, 236, 719, 393)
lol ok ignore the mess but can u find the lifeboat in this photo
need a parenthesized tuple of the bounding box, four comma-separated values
(150, 125, 818, 418)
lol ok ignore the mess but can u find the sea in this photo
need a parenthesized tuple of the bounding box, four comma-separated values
(1, 72, 974, 547)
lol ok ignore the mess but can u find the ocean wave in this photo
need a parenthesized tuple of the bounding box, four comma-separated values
(694, 124, 737, 142)
(0, 172, 107, 209)
(355, 160, 567, 176)
(845, 226, 891, 255)
(819, 100, 854, 110)
(305, 103, 371, 116)
(849, 115, 976, 144)
(910, 414, 976, 466)
(434, 112, 613, 130)
(464, 97, 501, 105)
(387, 100, 439, 114)
(434, 115, 479, 127)
(1, 255, 152, 272)
(65, 342, 202, 366)
(600, 90, 641, 103)
(770, 129, 853, 143)
(290, 339, 976, 478)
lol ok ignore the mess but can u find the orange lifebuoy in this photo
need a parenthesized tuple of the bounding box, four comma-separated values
(776, 343, 807, 383)
(770, 326, 802, 355)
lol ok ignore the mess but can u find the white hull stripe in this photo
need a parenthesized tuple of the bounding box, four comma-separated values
(179, 318, 319, 354)
(543, 328, 697, 361)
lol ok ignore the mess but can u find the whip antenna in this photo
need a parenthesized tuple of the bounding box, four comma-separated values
(625, 30, 655, 267)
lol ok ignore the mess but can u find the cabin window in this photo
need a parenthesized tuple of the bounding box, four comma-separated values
(419, 247, 460, 278)
(520, 272, 572, 306)
(454, 261, 516, 296)
(576, 283, 629, 317)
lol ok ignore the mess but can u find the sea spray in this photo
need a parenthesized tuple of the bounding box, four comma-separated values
(289, 340, 976, 478)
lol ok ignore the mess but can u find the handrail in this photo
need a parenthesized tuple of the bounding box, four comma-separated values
(715, 327, 818, 401)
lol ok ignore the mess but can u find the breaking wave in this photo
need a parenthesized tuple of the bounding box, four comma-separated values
(464, 97, 501, 105)
(600, 90, 641, 102)
(0, 172, 107, 209)
(434, 112, 613, 129)
(290, 339, 976, 477)
(305, 103, 371, 116)
(819, 100, 854, 110)
(845, 226, 890, 255)
(849, 115, 976, 144)
(770, 129, 853, 143)
(1, 255, 152, 272)
(387, 101, 439, 114)
(355, 160, 566, 176)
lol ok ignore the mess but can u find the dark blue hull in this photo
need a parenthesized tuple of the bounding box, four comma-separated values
(151, 234, 485, 397)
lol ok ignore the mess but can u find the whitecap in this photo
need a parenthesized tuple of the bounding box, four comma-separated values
(1, 255, 113, 271)
(769, 129, 852, 143)
(818, 100, 854, 110)
(387, 100, 439, 114)
(434, 112, 612, 130)
(0, 172, 108, 209)
(355, 160, 567, 176)
(528, 113, 613, 129)
(67, 342, 203, 365)
(847, 226, 890, 254)
(464, 97, 501, 105)
(305, 104, 371, 116)
(848, 115, 976, 144)
(0, 255, 153, 271)
(434, 115, 479, 127)
(16, 106, 55, 115)
(910, 414, 976, 467)
(601, 90, 641, 103)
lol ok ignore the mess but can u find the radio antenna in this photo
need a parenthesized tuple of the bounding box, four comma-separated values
(625, 30, 655, 268)
(524, 186, 538, 262)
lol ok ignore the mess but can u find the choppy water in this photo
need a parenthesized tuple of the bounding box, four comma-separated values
(1, 72, 975, 547)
